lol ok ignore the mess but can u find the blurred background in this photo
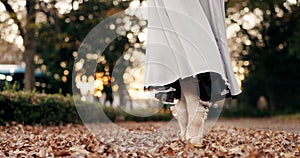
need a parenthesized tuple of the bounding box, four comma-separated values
(0, 0, 299, 118)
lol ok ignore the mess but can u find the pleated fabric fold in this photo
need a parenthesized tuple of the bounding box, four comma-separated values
(144, 0, 241, 97)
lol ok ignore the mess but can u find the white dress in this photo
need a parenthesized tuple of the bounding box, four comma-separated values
(144, 0, 241, 97)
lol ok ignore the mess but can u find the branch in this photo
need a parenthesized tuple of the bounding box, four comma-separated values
(0, 0, 24, 37)
(37, 0, 62, 33)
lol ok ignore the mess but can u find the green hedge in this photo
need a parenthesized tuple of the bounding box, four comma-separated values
(3, 90, 298, 125)
(220, 104, 271, 118)
(0, 91, 173, 125)
(0, 91, 81, 125)
(220, 103, 300, 118)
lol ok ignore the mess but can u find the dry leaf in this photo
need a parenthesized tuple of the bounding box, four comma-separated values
(0, 120, 299, 157)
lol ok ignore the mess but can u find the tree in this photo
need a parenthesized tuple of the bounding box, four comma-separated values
(0, 0, 130, 93)
(37, 0, 131, 94)
(0, 0, 64, 91)
(227, 0, 300, 111)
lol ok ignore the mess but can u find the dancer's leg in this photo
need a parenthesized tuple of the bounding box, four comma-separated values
(180, 77, 208, 146)
(170, 95, 188, 141)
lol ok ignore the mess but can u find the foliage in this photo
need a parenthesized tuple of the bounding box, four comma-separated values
(0, 91, 172, 125)
(0, 0, 131, 93)
(221, 103, 300, 118)
(0, 91, 81, 125)
(275, 113, 300, 120)
(0, 122, 299, 157)
(221, 104, 271, 118)
(0, 39, 22, 64)
(227, 0, 300, 110)
(0, 0, 55, 90)
(36, 0, 131, 94)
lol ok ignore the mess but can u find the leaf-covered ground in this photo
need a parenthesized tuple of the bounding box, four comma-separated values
(0, 118, 299, 157)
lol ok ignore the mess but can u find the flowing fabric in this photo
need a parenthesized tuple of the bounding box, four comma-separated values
(144, 0, 241, 97)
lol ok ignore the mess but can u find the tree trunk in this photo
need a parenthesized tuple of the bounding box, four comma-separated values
(24, 38, 35, 91)
(23, 1, 36, 91)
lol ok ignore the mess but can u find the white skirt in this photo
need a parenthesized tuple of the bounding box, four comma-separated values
(144, 0, 241, 96)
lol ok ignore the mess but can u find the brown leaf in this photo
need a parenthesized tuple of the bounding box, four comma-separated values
(54, 150, 71, 157)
